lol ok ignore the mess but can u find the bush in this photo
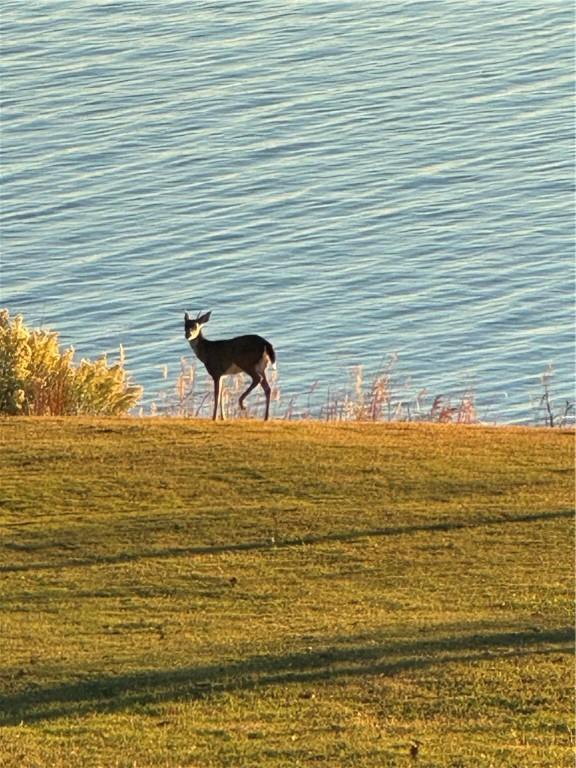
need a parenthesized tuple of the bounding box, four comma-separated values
(0, 309, 142, 416)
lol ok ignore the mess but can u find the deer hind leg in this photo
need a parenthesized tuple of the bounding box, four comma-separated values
(261, 373, 271, 421)
(238, 374, 260, 412)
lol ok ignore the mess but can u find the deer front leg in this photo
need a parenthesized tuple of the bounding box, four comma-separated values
(212, 376, 221, 421)
(220, 383, 226, 420)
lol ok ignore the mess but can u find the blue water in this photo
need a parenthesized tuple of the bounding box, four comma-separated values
(1, 1, 574, 422)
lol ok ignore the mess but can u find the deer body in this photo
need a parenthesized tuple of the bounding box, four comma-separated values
(184, 312, 276, 420)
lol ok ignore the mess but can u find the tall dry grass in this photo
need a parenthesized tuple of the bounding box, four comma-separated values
(0, 309, 142, 416)
(3, 310, 570, 425)
(532, 363, 574, 428)
(150, 354, 479, 424)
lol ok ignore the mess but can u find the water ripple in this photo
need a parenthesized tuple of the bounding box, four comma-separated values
(1, 0, 573, 422)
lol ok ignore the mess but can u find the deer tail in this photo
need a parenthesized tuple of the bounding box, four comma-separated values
(265, 340, 276, 366)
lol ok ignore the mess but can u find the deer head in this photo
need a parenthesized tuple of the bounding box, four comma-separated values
(184, 311, 212, 341)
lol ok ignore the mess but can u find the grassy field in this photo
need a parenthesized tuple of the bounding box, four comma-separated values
(0, 417, 573, 768)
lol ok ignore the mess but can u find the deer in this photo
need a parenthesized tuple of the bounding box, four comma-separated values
(184, 311, 276, 421)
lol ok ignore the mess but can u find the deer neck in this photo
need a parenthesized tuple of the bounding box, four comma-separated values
(188, 331, 208, 363)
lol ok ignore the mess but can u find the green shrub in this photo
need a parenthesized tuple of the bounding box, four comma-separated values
(0, 309, 142, 416)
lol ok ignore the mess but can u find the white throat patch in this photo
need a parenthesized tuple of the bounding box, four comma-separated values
(187, 325, 203, 342)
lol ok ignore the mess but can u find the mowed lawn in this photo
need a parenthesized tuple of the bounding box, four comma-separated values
(0, 418, 573, 768)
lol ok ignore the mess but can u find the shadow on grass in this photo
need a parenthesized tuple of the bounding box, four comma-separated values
(0, 628, 574, 725)
(0, 510, 572, 574)
(1, 625, 572, 725)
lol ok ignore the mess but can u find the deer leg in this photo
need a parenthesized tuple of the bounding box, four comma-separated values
(261, 373, 271, 421)
(239, 375, 260, 411)
(212, 377, 221, 421)
(220, 383, 226, 420)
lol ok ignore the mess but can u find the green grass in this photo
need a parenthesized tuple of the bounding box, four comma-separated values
(0, 417, 573, 767)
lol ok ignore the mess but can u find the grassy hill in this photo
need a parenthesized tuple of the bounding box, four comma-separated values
(0, 418, 573, 767)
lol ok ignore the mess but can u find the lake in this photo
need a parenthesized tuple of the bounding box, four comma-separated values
(1, 0, 574, 423)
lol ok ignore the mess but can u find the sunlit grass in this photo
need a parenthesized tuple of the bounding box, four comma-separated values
(0, 418, 573, 767)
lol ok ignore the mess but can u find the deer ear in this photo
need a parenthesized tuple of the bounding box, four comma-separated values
(184, 312, 190, 321)
(197, 311, 212, 325)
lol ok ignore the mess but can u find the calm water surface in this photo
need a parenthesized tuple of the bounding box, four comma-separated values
(1, 1, 574, 422)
